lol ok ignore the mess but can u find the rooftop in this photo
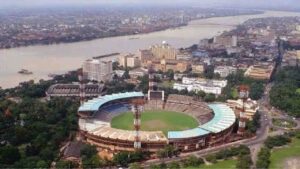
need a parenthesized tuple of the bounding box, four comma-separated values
(168, 104, 236, 139)
(78, 92, 144, 112)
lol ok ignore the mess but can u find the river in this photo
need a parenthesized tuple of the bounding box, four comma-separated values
(1, 10, 300, 89)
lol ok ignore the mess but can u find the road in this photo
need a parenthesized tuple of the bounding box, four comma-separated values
(142, 82, 300, 168)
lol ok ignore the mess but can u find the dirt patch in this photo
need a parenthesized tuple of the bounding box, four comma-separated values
(284, 157, 300, 169)
(142, 120, 168, 130)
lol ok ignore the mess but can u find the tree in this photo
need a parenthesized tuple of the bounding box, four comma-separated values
(204, 93, 216, 102)
(236, 154, 252, 169)
(138, 75, 149, 93)
(157, 149, 167, 159)
(0, 76, 80, 167)
(80, 144, 98, 159)
(156, 145, 179, 159)
(0, 146, 21, 165)
(204, 65, 214, 79)
(149, 164, 161, 169)
(246, 112, 260, 133)
(182, 155, 204, 167)
(123, 70, 131, 79)
(167, 161, 181, 169)
(269, 67, 300, 117)
(158, 162, 167, 169)
(256, 147, 271, 169)
(129, 162, 143, 169)
(264, 135, 291, 149)
(113, 61, 120, 70)
(249, 82, 264, 100)
(205, 154, 217, 163)
(166, 69, 174, 80)
(39, 147, 54, 161)
(197, 90, 206, 98)
(82, 155, 103, 169)
(56, 160, 76, 169)
(113, 152, 130, 167)
(36, 160, 49, 168)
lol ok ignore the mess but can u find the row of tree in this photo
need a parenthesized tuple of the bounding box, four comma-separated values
(270, 67, 300, 117)
(147, 145, 252, 169)
(246, 111, 261, 134)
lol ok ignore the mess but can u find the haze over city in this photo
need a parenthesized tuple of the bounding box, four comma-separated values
(2, 0, 300, 10)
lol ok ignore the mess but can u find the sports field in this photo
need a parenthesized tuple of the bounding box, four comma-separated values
(111, 110, 199, 135)
(269, 138, 300, 169)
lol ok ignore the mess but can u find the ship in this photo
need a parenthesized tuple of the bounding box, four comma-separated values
(48, 73, 58, 78)
(128, 37, 140, 40)
(18, 69, 33, 75)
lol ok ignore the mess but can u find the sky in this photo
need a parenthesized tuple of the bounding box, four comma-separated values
(1, 0, 300, 10)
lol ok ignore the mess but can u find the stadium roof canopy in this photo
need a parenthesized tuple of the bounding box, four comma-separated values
(200, 104, 236, 133)
(168, 104, 236, 139)
(78, 92, 144, 112)
(168, 127, 210, 139)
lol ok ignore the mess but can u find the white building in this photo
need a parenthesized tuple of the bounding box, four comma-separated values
(214, 66, 237, 78)
(227, 99, 259, 120)
(118, 54, 141, 68)
(182, 77, 227, 87)
(173, 77, 227, 95)
(173, 83, 222, 95)
(83, 59, 113, 82)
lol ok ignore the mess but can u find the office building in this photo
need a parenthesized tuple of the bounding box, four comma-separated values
(150, 41, 177, 60)
(119, 54, 141, 68)
(83, 59, 113, 82)
(214, 66, 237, 78)
(173, 77, 227, 95)
(244, 63, 274, 80)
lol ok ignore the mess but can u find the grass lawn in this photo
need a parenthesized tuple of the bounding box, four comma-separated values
(159, 80, 175, 88)
(296, 88, 300, 94)
(111, 110, 198, 135)
(272, 118, 297, 129)
(269, 138, 300, 169)
(185, 159, 237, 169)
(230, 88, 239, 99)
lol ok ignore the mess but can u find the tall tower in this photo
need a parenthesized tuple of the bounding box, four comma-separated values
(148, 64, 157, 91)
(78, 69, 86, 105)
(237, 85, 249, 136)
(147, 64, 164, 101)
(131, 98, 145, 150)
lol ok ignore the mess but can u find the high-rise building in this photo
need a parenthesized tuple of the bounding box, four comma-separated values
(150, 41, 177, 60)
(83, 59, 113, 82)
(119, 54, 141, 68)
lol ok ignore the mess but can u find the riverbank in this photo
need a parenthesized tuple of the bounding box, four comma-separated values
(1, 10, 300, 89)
(0, 11, 262, 50)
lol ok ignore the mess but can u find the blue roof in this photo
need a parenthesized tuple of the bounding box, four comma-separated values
(78, 92, 144, 112)
(168, 128, 209, 139)
(168, 103, 236, 139)
(200, 104, 236, 133)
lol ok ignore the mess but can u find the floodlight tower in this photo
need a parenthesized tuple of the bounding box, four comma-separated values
(131, 98, 145, 150)
(147, 64, 164, 101)
(78, 69, 86, 105)
(237, 85, 249, 136)
(148, 64, 157, 92)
